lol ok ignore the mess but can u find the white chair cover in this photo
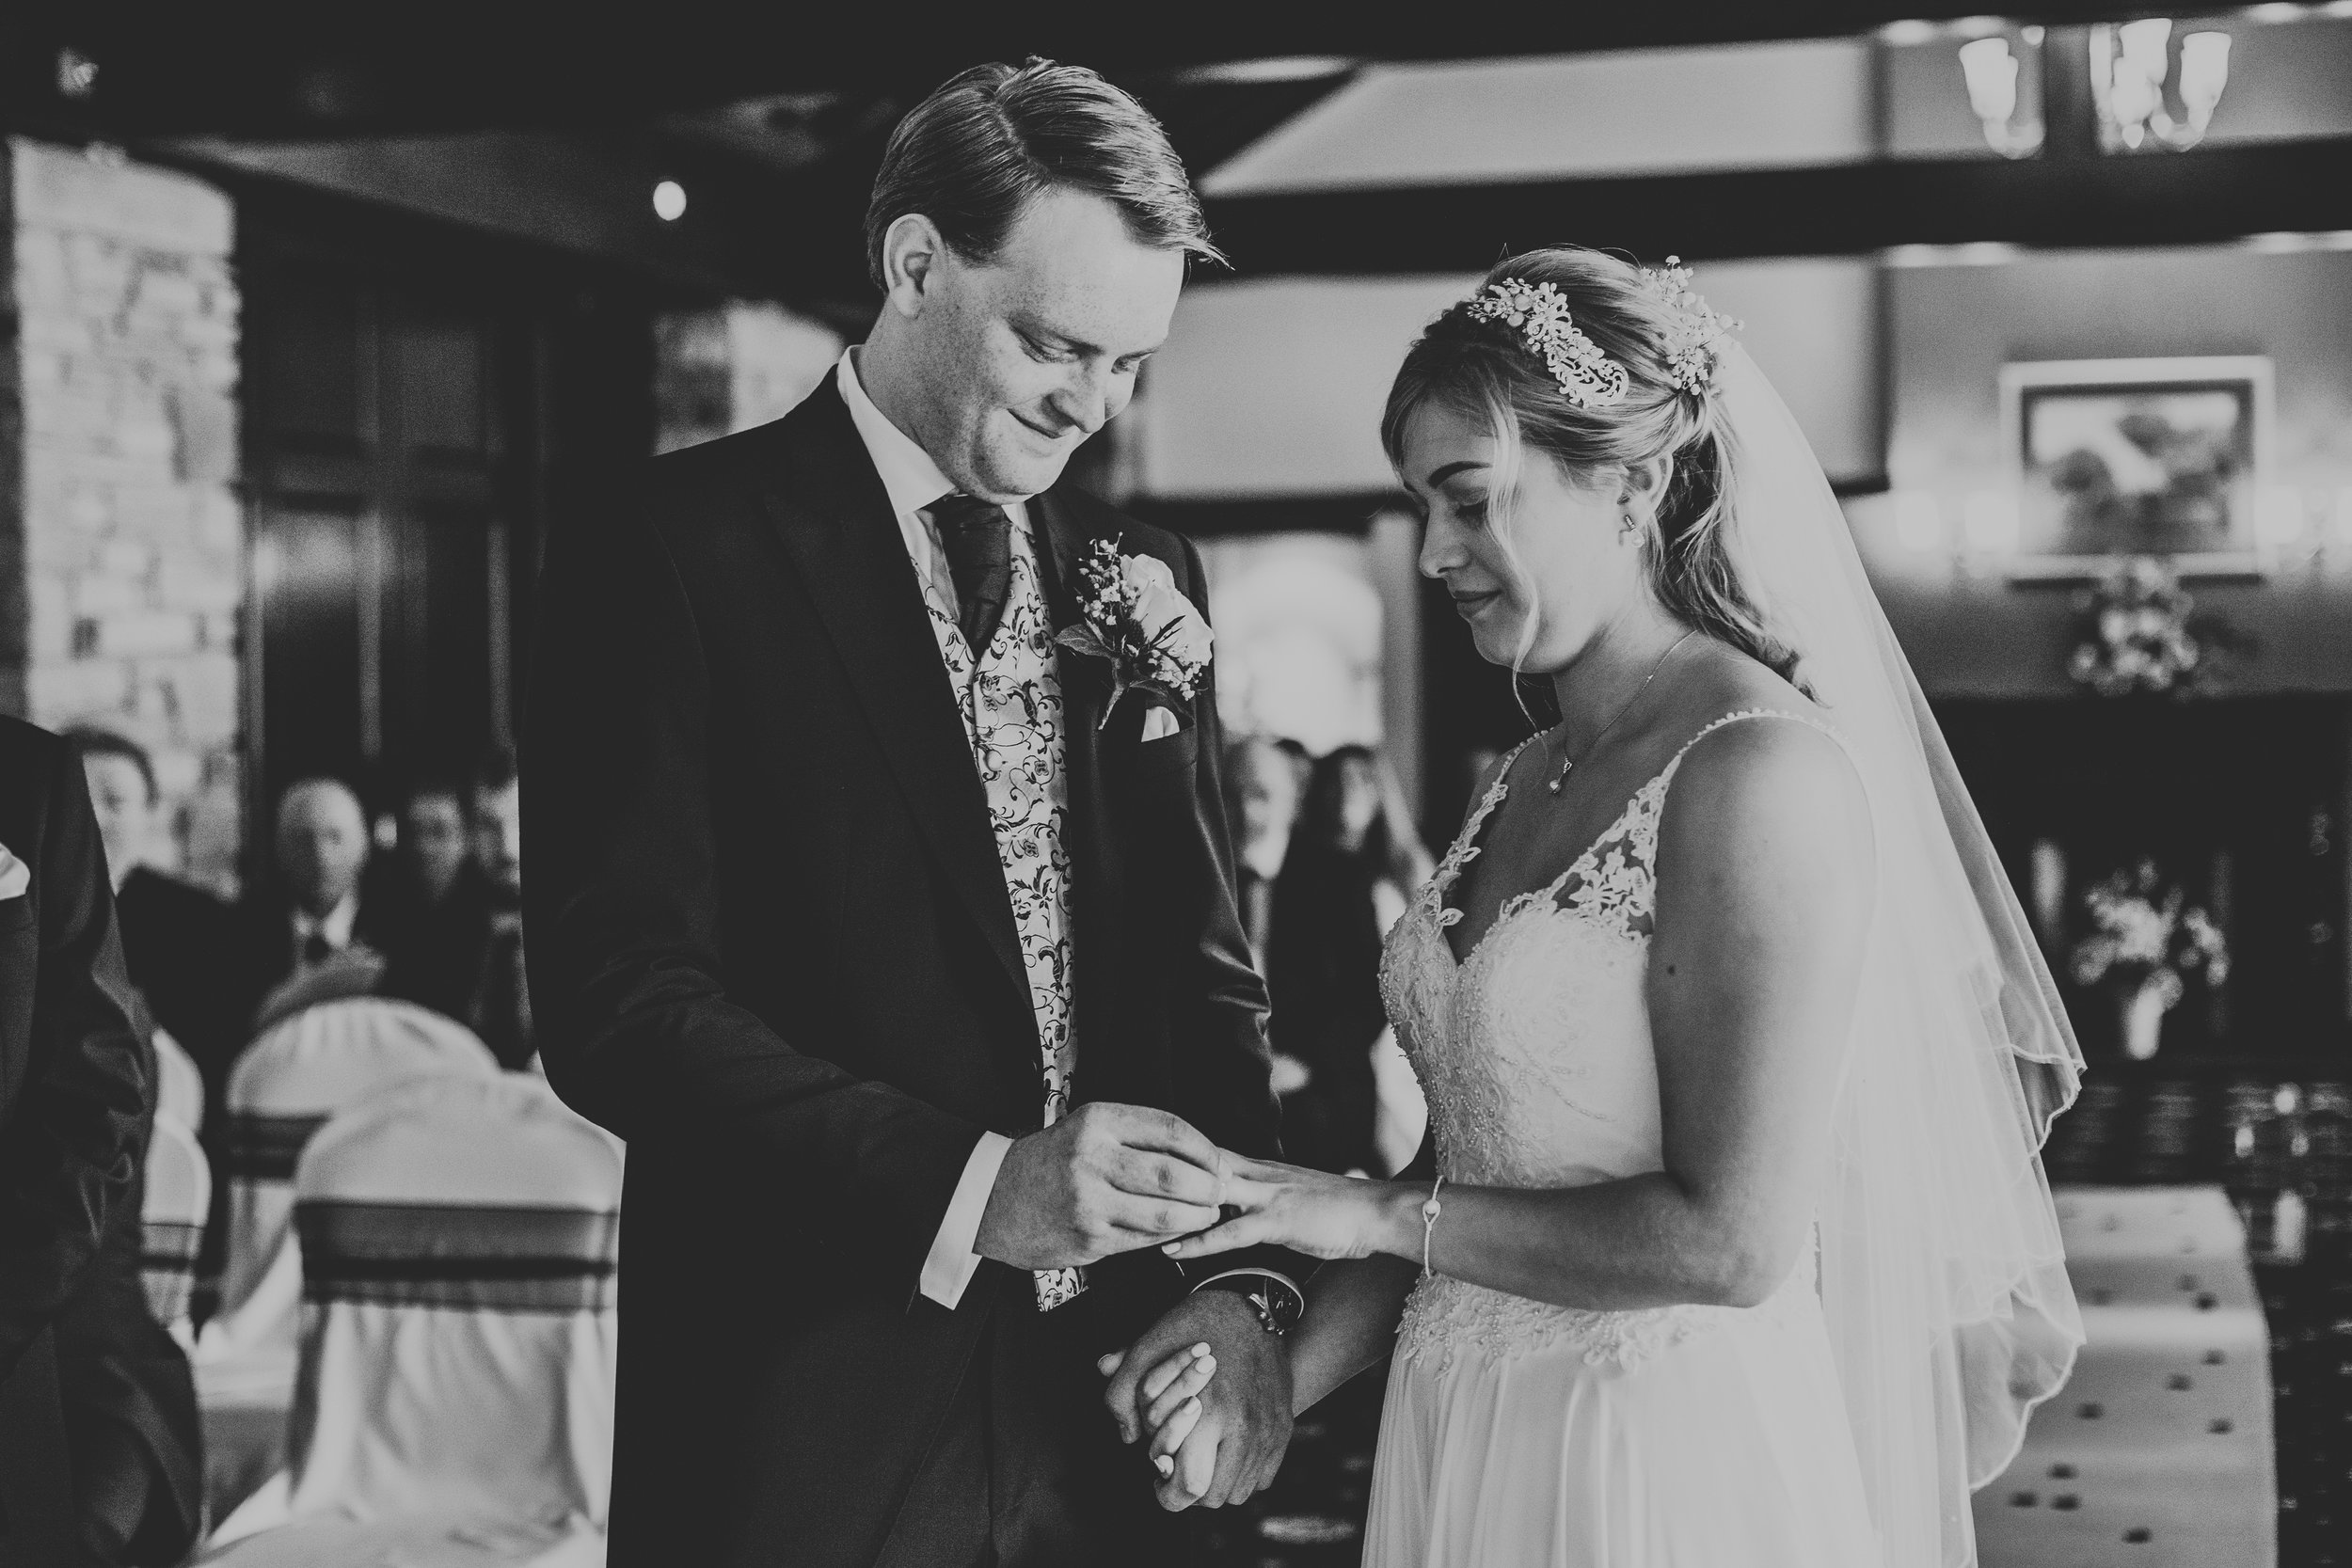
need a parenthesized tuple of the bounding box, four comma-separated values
(203, 1074, 623, 1567)
(194, 999, 499, 1409)
(142, 1111, 212, 1349)
(153, 1023, 205, 1133)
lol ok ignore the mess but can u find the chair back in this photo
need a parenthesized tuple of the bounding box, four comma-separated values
(279, 1074, 623, 1528)
(153, 1023, 204, 1133)
(141, 1112, 211, 1340)
(195, 998, 498, 1407)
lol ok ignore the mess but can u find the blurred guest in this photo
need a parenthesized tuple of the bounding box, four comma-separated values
(66, 729, 241, 1111)
(364, 773, 470, 959)
(383, 750, 532, 1069)
(1222, 734, 1311, 969)
(1266, 746, 1419, 1176)
(227, 779, 387, 1049)
(0, 717, 151, 1566)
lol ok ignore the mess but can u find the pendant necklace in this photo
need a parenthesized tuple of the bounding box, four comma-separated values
(1548, 629, 1697, 796)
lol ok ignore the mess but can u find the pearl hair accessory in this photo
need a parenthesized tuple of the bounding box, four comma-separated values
(1463, 278, 1630, 410)
(1636, 256, 1741, 394)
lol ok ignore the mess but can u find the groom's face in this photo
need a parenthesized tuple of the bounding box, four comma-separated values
(900, 187, 1184, 501)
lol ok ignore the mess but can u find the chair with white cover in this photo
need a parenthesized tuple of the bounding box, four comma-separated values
(194, 998, 499, 1411)
(201, 1073, 622, 1567)
(142, 1112, 212, 1350)
(153, 1023, 205, 1133)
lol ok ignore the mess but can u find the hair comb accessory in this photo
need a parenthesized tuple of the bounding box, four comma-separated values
(1462, 277, 1630, 410)
(1637, 256, 1740, 394)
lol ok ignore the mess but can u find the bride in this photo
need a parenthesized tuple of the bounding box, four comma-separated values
(1124, 247, 2084, 1566)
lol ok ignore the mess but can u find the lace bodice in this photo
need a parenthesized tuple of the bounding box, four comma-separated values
(1379, 709, 1832, 1371)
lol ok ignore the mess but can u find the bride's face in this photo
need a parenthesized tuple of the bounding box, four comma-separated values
(1402, 402, 1640, 673)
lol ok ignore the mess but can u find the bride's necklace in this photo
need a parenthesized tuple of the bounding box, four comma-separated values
(1546, 629, 1697, 796)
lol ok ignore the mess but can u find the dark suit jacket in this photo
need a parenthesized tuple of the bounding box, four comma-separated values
(380, 863, 532, 1069)
(524, 385, 1288, 1566)
(113, 868, 236, 1119)
(53, 1019, 202, 1568)
(0, 718, 150, 1566)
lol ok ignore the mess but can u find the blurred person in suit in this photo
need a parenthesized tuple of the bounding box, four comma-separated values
(68, 729, 241, 1115)
(228, 777, 389, 1046)
(1220, 735, 1310, 974)
(382, 750, 532, 1069)
(363, 772, 471, 965)
(1265, 746, 1422, 1177)
(0, 717, 151, 1566)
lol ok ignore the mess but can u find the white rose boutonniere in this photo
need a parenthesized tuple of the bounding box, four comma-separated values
(1056, 538, 1213, 732)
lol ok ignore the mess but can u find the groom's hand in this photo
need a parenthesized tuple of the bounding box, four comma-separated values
(1105, 1291, 1294, 1511)
(975, 1103, 1227, 1271)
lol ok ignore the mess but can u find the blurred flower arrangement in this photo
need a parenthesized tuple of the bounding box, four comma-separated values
(2066, 558, 2241, 698)
(2070, 860, 2230, 1058)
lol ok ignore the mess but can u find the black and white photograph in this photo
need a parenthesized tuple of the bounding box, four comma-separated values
(2, 6, 2350, 1568)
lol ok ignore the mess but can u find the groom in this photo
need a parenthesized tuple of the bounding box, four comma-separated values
(525, 59, 1301, 1567)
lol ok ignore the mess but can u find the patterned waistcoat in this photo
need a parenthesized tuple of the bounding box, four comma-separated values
(918, 528, 1084, 1308)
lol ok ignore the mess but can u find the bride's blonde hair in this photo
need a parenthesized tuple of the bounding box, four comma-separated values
(1382, 246, 1808, 705)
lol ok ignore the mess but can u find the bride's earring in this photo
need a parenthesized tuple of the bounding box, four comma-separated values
(1619, 513, 1643, 546)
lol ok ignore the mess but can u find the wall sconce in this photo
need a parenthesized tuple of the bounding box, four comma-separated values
(1957, 34, 2045, 158)
(2090, 20, 2232, 151)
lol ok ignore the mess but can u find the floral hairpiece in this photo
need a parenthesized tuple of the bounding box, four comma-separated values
(1462, 277, 1629, 410)
(1636, 256, 1740, 394)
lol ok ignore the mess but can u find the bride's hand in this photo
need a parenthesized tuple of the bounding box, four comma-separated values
(1097, 1342, 1217, 1479)
(1162, 1153, 1404, 1263)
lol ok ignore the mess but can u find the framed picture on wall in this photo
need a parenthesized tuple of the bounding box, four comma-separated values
(2000, 356, 2273, 579)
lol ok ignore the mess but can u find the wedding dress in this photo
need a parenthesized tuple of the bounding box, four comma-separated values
(1362, 710, 1882, 1568)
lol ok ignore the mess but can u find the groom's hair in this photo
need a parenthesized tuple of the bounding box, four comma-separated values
(866, 58, 1221, 289)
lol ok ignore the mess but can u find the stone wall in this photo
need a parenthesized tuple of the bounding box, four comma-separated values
(7, 140, 243, 891)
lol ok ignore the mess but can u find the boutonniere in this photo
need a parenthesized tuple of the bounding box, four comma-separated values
(0, 840, 27, 901)
(1055, 538, 1213, 733)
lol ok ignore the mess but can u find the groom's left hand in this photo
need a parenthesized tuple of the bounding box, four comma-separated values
(1104, 1290, 1292, 1510)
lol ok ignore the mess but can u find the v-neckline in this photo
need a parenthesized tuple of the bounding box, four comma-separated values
(1435, 740, 1668, 971)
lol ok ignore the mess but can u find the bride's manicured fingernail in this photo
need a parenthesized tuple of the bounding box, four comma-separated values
(1191, 1343, 1212, 1357)
(1162, 1243, 1181, 1255)
(1154, 1454, 1174, 1479)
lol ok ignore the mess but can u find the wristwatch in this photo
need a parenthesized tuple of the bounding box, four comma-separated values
(1191, 1269, 1305, 1337)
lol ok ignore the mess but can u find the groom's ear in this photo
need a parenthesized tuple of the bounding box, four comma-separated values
(881, 214, 946, 318)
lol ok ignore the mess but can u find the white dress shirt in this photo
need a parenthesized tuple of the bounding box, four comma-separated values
(837, 350, 1026, 1308)
(290, 893, 360, 969)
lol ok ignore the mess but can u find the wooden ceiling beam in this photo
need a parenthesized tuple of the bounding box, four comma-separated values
(1201, 138, 2352, 276)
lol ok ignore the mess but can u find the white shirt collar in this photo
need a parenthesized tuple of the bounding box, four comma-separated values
(292, 892, 358, 950)
(836, 347, 960, 524)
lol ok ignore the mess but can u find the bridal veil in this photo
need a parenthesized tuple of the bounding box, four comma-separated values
(1712, 343, 2084, 1568)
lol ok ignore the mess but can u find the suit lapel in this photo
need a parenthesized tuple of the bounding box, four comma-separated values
(1031, 489, 1125, 1096)
(755, 389, 1030, 1011)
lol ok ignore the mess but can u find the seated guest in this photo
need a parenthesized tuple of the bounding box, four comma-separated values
(363, 773, 470, 962)
(68, 729, 241, 1116)
(382, 750, 532, 1069)
(228, 779, 386, 1050)
(0, 716, 151, 1565)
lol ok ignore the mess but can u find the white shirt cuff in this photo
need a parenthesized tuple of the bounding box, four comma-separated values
(918, 1131, 1014, 1308)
